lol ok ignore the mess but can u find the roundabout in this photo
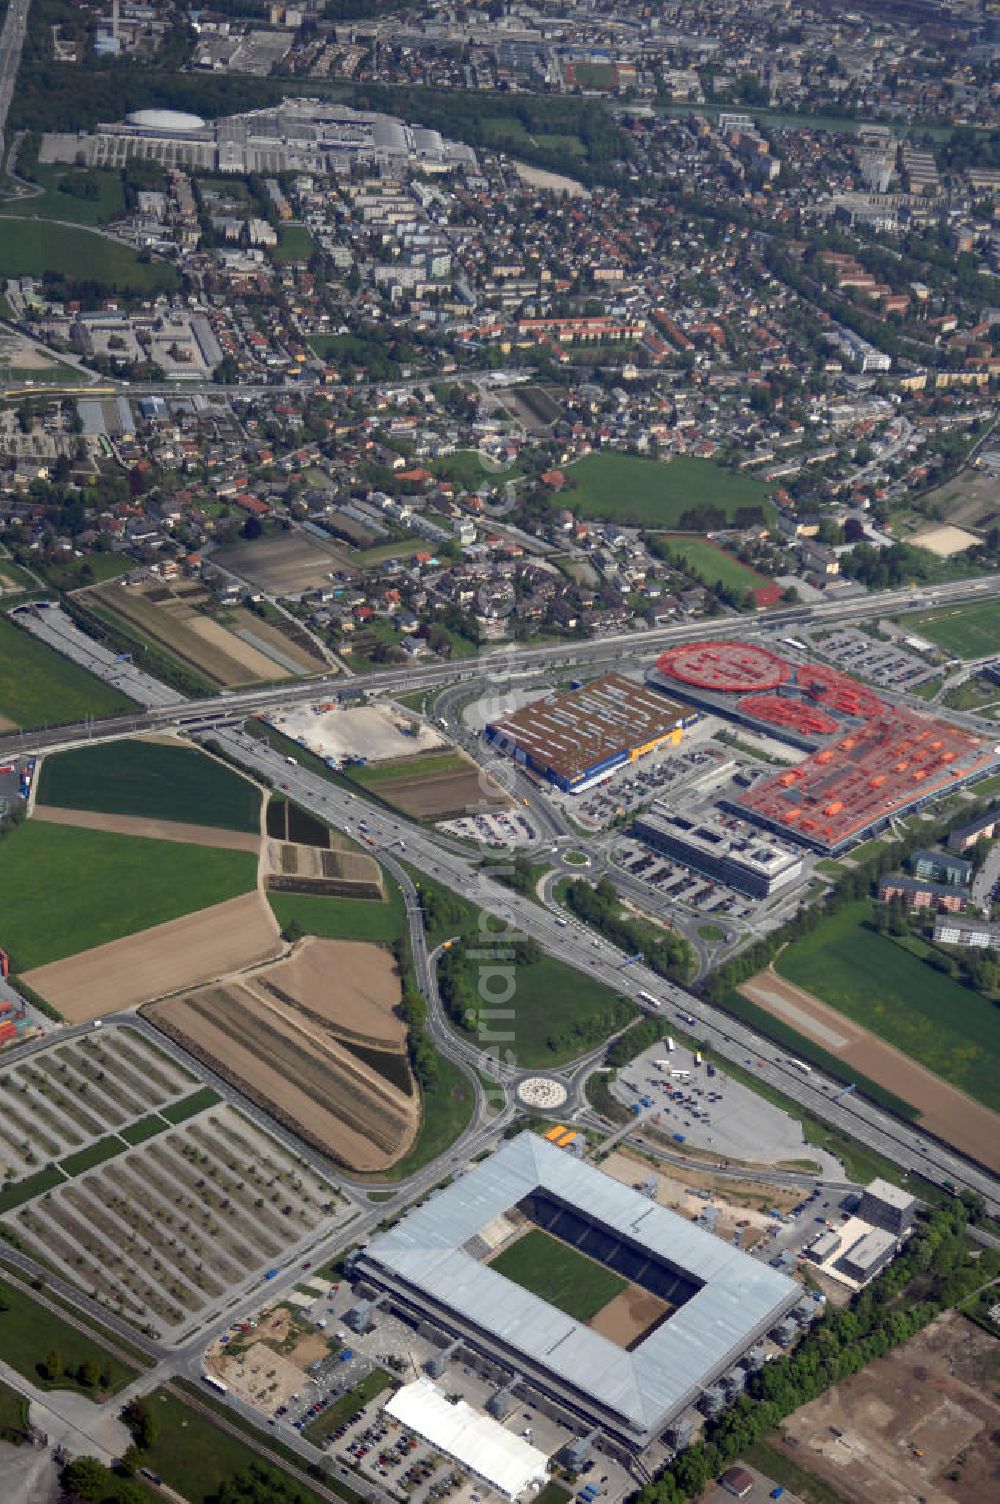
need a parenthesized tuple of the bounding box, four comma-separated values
(516, 1076, 569, 1111)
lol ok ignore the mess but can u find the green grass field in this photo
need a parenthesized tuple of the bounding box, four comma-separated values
(0, 614, 135, 728)
(490, 1228, 626, 1320)
(563, 454, 772, 527)
(775, 901, 1000, 1112)
(446, 945, 636, 1067)
(0, 1278, 137, 1396)
(431, 449, 519, 489)
(660, 535, 768, 593)
(0, 220, 178, 294)
(37, 739, 262, 831)
(0, 822, 257, 971)
(136, 1387, 329, 1504)
(350, 751, 469, 787)
(273, 222, 314, 263)
(269, 868, 406, 946)
(375, 1054, 475, 1182)
(905, 599, 1000, 659)
(0, 1379, 29, 1442)
(2, 163, 126, 225)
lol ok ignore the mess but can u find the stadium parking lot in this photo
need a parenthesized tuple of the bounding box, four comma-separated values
(301, 1282, 637, 1504)
(611, 1040, 839, 1170)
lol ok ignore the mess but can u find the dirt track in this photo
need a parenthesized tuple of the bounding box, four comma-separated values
(740, 968, 1000, 1171)
(24, 891, 282, 1019)
(32, 803, 261, 851)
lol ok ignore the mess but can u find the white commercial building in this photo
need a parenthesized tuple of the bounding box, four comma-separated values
(386, 1378, 549, 1501)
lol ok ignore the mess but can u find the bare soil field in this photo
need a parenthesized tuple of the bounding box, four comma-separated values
(214, 532, 352, 595)
(254, 938, 404, 1044)
(909, 523, 981, 558)
(371, 761, 511, 819)
(265, 838, 382, 898)
(776, 1310, 1000, 1504)
(600, 1149, 782, 1247)
(146, 938, 416, 1170)
(588, 1285, 669, 1349)
(740, 968, 1000, 1171)
(84, 580, 289, 686)
(33, 803, 260, 851)
(24, 891, 281, 1018)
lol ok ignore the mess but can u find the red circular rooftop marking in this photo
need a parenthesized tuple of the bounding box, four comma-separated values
(656, 640, 791, 693)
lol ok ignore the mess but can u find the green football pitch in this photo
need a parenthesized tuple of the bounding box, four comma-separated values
(489, 1228, 626, 1320)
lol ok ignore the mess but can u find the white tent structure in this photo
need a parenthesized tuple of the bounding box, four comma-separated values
(385, 1378, 549, 1500)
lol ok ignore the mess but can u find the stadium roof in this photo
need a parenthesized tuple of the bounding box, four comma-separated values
(386, 1379, 549, 1499)
(361, 1136, 799, 1436)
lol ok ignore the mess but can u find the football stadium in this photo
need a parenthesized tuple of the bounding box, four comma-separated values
(484, 673, 697, 793)
(648, 641, 1000, 854)
(349, 1135, 800, 1449)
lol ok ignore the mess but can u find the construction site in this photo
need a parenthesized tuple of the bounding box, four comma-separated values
(648, 641, 1000, 854)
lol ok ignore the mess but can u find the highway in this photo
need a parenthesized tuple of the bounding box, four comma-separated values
(4, 572, 1000, 761)
(207, 724, 1000, 1218)
(0, 1, 28, 170)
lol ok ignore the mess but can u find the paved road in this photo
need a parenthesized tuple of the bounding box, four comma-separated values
(207, 725, 1000, 1217)
(5, 573, 1000, 762)
(0, 0, 29, 169)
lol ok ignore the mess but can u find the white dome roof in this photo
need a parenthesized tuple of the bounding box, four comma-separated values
(126, 109, 205, 132)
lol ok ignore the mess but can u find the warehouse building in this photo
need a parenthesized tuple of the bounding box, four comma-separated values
(351, 1135, 799, 1451)
(485, 674, 697, 793)
(839, 1228, 898, 1284)
(634, 802, 803, 897)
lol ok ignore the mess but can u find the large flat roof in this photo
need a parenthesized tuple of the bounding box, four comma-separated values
(487, 673, 691, 785)
(359, 1135, 799, 1436)
(386, 1379, 549, 1499)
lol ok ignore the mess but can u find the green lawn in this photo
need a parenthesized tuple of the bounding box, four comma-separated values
(160, 1087, 221, 1124)
(0, 613, 135, 728)
(0, 1379, 29, 1442)
(59, 1135, 125, 1177)
(775, 901, 1000, 1112)
(272, 222, 314, 263)
(269, 873, 406, 946)
(443, 944, 637, 1067)
(0, 1278, 137, 1396)
(659, 534, 769, 593)
(573, 62, 616, 90)
(490, 1228, 626, 1320)
(0, 822, 258, 972)
(905, 600, 1000, 659)
(37, 739, 262, 831)
(0, 220, 178, 294)
(431, 449, 519, 489)
(135, 1387, 330, 1504)
(1, 163, 126, 225)
(563, 453, 772, 527)
(350, 750, 469, 787)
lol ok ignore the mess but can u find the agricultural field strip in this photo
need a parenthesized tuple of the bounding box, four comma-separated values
(0, 1029, 197, 1180)
(5, 1105, 335, 1338)
(85, 582, 283, 687)
(167, 986, 410, 1156)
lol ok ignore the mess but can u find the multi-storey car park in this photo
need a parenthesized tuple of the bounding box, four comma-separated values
(348, 1135, 802, 1453)
(646, 641, 1000, 856)
(484, 672, 697, 793)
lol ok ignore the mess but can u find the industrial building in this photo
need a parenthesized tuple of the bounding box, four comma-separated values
(858, 1179, 917, 1238)
(485, 674, 696, 793)
(838, 1228, 899, 1284)
(39, 99, 477, 176)
(634, 803, 803, 897)
(350, 1134, 800, 1451)
(648, 641, 999, 854)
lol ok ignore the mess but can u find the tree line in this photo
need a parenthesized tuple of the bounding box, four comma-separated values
(564, 876, 694, 983)
(639, 1199, 998, 1504)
